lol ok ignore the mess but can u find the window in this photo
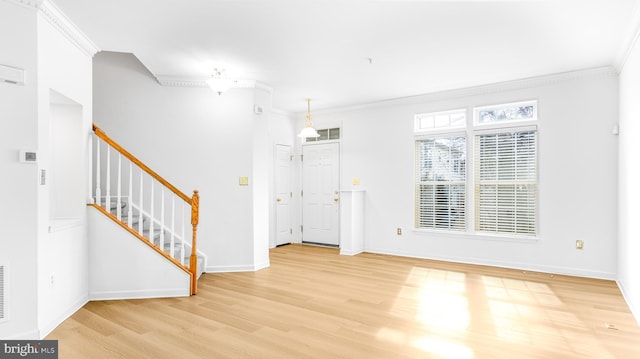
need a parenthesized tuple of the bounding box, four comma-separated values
(474, 129, 537, 236)
(414, 109, 467, 231)
(306, 128, 340, 142)
(475, 101, 536, 125)
(415, 136, 467, 230)
(414, 101, 537, 237)
(415, 109, 466, 132)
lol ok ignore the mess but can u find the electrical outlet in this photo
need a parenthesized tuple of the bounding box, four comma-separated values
(576, 240, 584, 250)
(397, 228, 402, 235)
(50, 274, 55, 286)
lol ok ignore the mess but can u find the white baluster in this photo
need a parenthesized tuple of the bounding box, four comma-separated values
(181, 204, 186, 266)
(160, 188, 165, 252)
(127, 162, 133, 228)
(149, 180, 155, 243)
(138, 171, 144, 235)
(170, 196, 176, 259)
(105, 146, 111, 211)
(116, 153, 122, 220)
(95, 139, 101, 203)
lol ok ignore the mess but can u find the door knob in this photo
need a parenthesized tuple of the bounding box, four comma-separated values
(334, 198, 339, 202)
(277, 198, 282, 202)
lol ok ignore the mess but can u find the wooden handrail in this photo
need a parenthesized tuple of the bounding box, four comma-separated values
(93, 124, 191, 204)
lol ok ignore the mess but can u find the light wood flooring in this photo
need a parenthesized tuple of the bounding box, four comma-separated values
(48, 244, 640, 358)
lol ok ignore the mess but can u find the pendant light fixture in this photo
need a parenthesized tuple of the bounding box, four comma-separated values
(298, 98, 320, 138)
(206, 68, 233, 95)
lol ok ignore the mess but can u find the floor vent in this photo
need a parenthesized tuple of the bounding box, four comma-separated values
(0, 264, 6, 323)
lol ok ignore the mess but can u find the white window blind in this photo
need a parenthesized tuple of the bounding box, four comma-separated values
(415, 136, 466, 230)
(474, 130, 537, 236)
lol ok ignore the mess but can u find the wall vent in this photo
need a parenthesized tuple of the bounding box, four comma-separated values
(0, 264, 6, 323)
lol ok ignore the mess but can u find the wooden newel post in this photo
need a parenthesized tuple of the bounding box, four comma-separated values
(189, 190, 200, 295)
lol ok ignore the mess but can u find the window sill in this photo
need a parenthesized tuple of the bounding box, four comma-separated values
(412, 228, 539, 243)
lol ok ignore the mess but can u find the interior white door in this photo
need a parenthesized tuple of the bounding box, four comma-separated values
(302, 142, 340, 246)
(275, 144, 292, 246)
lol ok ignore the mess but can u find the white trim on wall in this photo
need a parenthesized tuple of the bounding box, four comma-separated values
(4, 0, 100, 57)
(314, 67, 616, 115)
(206, 261, 270, 273)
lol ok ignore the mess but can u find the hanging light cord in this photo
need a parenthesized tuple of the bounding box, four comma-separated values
(306, 98, 312, 126)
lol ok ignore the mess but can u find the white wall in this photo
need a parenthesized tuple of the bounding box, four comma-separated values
(307, 69, 619, 279)
(36, 5, 93, 338)
(0, 0, 93, 339)
(618, 36, 640, 321)
(252, 88, 272, 267)
(0, 1, 39, 340)
(93, 52, 275, 272)
(49, 101, 84, 219)
(88, 208, 190, 299)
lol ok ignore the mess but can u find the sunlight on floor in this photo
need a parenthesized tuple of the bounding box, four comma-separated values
(412, 336, 474, 359)
(378, 267, 474, 358)
(377, 266, 618, 358)
(481, 275, 613, 357)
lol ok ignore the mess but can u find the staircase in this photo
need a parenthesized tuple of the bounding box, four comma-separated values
(90, 124, 204, 295)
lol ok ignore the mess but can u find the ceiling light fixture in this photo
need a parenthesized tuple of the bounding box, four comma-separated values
(298, 98, 320, 138)
(206, 68, 233, 95)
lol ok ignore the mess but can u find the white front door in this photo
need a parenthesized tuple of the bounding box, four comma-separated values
(275, 144, 292, 246)
(302, 142, 340, 246)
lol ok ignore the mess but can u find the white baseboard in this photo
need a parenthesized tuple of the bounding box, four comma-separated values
(340, 248, 363, 256)
(2, 329, 41, 340)
(89, 288, 189, 301)
(366, 247, 617, 280)
(616, 280, 640, 326)
(206, 260, 270, 273)
(38, 295, 89, 339)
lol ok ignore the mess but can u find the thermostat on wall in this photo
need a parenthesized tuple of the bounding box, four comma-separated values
(19, 149, 37, 163)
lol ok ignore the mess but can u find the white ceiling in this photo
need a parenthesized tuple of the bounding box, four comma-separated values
(54, 0, 640, 112)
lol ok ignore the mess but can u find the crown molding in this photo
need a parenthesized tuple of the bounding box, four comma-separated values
(3, 0, 42, 8)
(614, 1, 640, 73)
(155, 75, 207, 88)
(39, 0, 99, 57)
(4, 0, 99, 57)
(317, 67, 617, 115)
(155, 75, 273, 94)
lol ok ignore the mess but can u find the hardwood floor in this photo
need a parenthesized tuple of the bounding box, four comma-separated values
(48, 244, 640, 358)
